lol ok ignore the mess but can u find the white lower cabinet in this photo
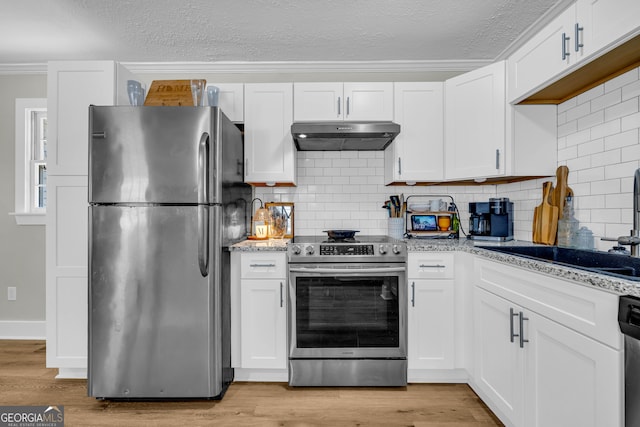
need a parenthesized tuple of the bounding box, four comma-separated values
(231, 252, 288, 381)
(408, 279, 454, 370)
(473, 258, 623, 427)
(407, 253, 457, 379)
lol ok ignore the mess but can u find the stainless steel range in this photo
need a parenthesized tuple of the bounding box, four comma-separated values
(287, 234, 407, 387)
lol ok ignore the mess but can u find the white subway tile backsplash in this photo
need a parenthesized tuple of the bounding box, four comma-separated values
(590, 149, 621, 168)
(622, 112, 640, 131)
(558, 120, 578, 138)
(566, 102, 591, 122)
(576, 85, 604, 105)
(606, 68, 638, 92)
(577, 138, 604, 157)
(623, 79, 640, 101)
(605, 129, 639, 150)
(605, 160, 640, 180)
(605, 98, 638, 122)
(591, 119, 621, 139)
(591, 89, 621, 112)
(577, 110, 604, 131)
(589, 179, 618, 195)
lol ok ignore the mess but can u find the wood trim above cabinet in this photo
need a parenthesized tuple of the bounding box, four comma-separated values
(519, 34, 640, 105)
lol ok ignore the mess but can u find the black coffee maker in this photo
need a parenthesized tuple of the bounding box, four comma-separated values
(468, 198, 514, 241)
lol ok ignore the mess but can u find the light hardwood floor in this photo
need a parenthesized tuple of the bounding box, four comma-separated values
(0, 340, 503, 426)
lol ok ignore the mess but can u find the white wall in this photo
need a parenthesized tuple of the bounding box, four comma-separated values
(0, 75, 47, 327)
(257, 66, 640, 247)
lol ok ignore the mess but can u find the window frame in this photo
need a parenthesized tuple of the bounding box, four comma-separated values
(12, 98, 47, 225)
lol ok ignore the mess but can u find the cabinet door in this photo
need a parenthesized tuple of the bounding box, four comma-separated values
(576, 0, 640, 58)
(473, 287, 524, 427)
(385, 83, 443, 184)
(207, 83, 244, 122)
(344, 82, 394, 121)
(408, 279, 454, 370)
(240, 279, 287, 369)
(445, 61, 506, 180)
(244, 83, 296, 185)
(507, 5, 576, 103)
(46, 176, 89, 372)
(293, 82, 343, 121)
(47, 61, 118, 176)
(523, 311, 623, 427)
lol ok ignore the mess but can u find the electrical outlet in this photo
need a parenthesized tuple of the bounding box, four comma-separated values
(8, 287, 16, 301)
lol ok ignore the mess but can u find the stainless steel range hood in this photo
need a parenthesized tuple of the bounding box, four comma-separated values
(291, 121, 400, 151)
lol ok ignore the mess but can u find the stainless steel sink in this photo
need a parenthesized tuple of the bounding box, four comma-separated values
(479, 245, 640, 281)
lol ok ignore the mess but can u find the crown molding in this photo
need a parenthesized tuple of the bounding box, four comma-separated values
(0, 63, 47, 75)
(0, 59, 493, 76)
(118, 60, 492, 74)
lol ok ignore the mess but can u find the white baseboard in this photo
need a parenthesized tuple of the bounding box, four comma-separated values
(0, 320, 46, 339)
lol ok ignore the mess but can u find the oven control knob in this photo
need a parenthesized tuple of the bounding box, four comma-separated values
(379, 245, 387, 255)
(392, 244, 401, 255)
(306, 245, 315, 255)
(291, 245, 302, 255)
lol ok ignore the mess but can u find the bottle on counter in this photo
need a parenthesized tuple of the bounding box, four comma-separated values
(557, 195, 578, 248)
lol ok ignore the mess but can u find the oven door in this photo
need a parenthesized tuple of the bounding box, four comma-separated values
(288, 263, 407, 359)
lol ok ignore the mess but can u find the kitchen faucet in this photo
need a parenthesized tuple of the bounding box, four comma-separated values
(605, 168, 640, 256)
(625, 168, 640, 255)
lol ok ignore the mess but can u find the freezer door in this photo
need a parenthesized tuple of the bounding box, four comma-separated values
(88, 205, 225, 398)
(89, 106, 219, 204)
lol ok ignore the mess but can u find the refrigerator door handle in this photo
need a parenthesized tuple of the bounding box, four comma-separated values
(198, 132, 210, 204)
(198, 205, 210, 277)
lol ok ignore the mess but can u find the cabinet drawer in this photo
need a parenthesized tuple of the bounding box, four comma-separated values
(240, 252, 287, 279)
(408, 253, 454, 279)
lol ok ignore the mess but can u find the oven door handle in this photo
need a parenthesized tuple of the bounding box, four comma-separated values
(288, 266, 406, 274)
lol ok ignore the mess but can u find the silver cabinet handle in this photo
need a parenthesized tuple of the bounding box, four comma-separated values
(346, 96, 350, 117)
(495, 149, 500, 170)
(411, 282, 415, 307)
(280, 282, 284, 308)
(337, 96, 341, 117)
(249, 263, 277, 268)
(519, 312, 529, 348)
(575, 23, 584, 52)
(510, 308, 519, 343)
(398, 157, 402, 175)
(561, 32, 571, 60)
(245, 158, 248, 177)
(419, 264, 446, 269)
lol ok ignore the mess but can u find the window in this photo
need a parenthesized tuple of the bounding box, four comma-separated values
(13, 98, 47, 225)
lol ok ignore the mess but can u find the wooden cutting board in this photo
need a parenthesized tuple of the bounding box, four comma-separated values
(533, 181, 559, 245)
(144, 80, 202, 106)
(551, 165, 574, 219)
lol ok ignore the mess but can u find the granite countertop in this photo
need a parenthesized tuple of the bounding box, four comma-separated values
(230, 237, 640, 297)
(229, 239, 289, 252)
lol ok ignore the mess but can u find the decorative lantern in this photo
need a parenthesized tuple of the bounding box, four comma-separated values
(250, 198, 272, 240)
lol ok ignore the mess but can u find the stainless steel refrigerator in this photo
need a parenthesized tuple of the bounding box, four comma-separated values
(87, 106, 251, 399)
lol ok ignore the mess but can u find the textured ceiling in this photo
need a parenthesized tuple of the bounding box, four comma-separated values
(0, 0, 563, 65)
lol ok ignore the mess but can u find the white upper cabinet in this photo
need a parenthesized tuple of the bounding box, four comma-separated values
(47, 60, 134, 176)
(445, 61, 557, 181)
(576, 0, 640, 56)
(385, 82, 444, 184)
(206, 83, 244, 122)
(244, 83, 296, 186)
(294, 82, 393, 121)
(445, 61, 507, 180)
(508, 0, 640, 103)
